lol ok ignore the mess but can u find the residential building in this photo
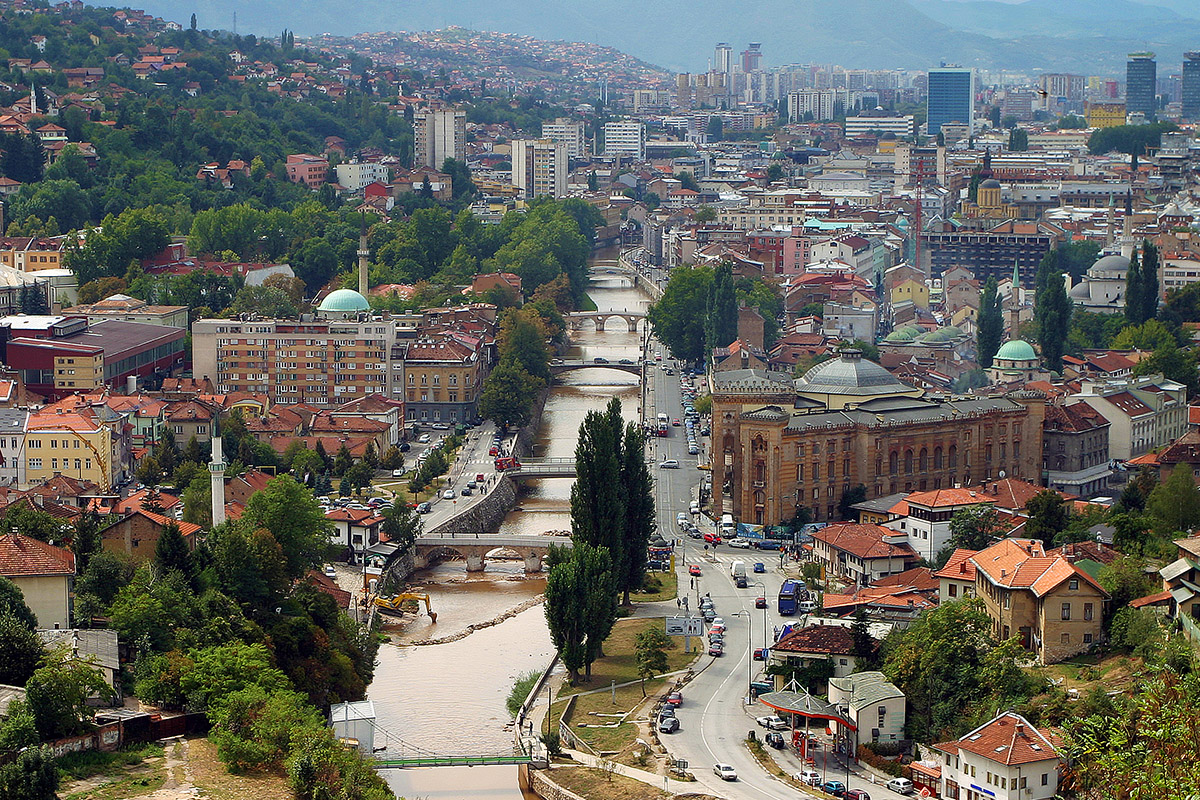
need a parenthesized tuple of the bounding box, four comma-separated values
(1184, 52, 1200, 122)
(414, 108, 466, 170)
(767, 624, 863, 685)
(811, 523, 920, 585)
(710, 350, 1045, 525)
(335, 161, 391, 192)
(971, 538, 1107, 663)
(0, 408, 28, 487)
(62, 293, 188, 328)
(827, 672, 905, 745)
(38, 629, 119, 687)
(163, 399, 217, 445)
(602, 120, 645, 161)
(1084, 101, 1126, 129)
(98, 507, 201, 562)
(0, 236, 67, 274)
(0, 316, 186, 401)
(883, 488, 994, 563)
(326, 507, 383, 554)
(1126, 52, 1157, 119)
(844, 115, 914, 139)
(510, 139, 568, 199)
(1074, 374, 1187, 461)
(1042, 402, 1112, 497)
(397, 335, 485, 424)
(541, 117, 587, 159)
(927, 68, 974, 136)
(284, 154, 329, 189)
(0, 533, 74, 629)
(922, 221, 1059, 287)
(191, 308, 399, 408)
(934, 712, 1062, 800)
(25, 396, 118, 490)
(1159, 533, 1200, 623)
(934, 547, 978, 603)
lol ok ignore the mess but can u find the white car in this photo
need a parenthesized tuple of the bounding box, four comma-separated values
(441, 490, 455, 500)
(417, 433, 431, 443)
(756, 715, 788, 731)
(795, 769, 822, 785)
(713, 763, 737, 781)
(659, 459, 680, 469)
(728, 538, 752, 549)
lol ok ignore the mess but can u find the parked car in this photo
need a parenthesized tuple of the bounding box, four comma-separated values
(764, 731, 785, 749)
(707, 642, 724, 656)
(822, 781, 847, 797)
(323, 565, 337, 578)
(712, 764, 737, 781)
(755, 715, 788, 731)
(846, 790, 871, 800)
(665, 691, 682, 707)
(398, 442, 411, 452)
(392, 469, 405, 478)
(799, 600, 818, 613)
(658, 717, 679, 733)
(417, 433, 431, 443)
(710, 618, 725, 631)
(795, 769, 821, 785)
(657, 705, 675, 719)
(646, 560, 666, 571)
(728, 539, 752, 549)
(885, 778, 914, 795)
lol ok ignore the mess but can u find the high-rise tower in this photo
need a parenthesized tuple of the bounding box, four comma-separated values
(927, 68, 974, 136)
(1183, 52, 1200, 121)
(1126, 53, 1157, 119)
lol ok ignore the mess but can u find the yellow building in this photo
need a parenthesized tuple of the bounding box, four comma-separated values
(0, 236, 67, 273)
(25, 397, 114, 490)
(890, 278, 930, 310)
(1085, 101, 1126, 129)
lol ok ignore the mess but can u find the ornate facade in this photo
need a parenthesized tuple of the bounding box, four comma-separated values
(710, 350, 1045, 526)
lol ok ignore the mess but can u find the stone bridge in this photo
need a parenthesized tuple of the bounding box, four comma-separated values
(412, 533, 573, 573)
(565, 310, 646, 332)
(549, 360, 642, 378)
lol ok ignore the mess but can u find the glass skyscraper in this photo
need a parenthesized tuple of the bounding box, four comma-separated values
(1126, 52, 1157, 119)
(1183, 52, 1200, 122)
(927, 68, 974, 136)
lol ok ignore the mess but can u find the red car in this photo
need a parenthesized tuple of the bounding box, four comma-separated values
(488, 445, 500, 457)
(689, 565, 701, 576)
(671, 418, 681, 426)
(666, 691, 682, 707)
(755, 596, 767, 608)
(753, 648, 767, 661)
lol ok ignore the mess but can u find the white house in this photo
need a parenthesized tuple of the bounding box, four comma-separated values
(827, 671, 905, 745)
(884, 488, 993, 563)
(934, 712, 1061, 800)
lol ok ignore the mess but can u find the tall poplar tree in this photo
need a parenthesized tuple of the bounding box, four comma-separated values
(570, 399, 625, 577)
(1035, 250, 1071, 373)
(618, 422, 655, 605)
(976, 277, 1003, 369)
(1140, 240, 1160, 324)
(543, 542, 617, 684)
(705, 261, 738, 356)
(1125, 247, 1144, 325)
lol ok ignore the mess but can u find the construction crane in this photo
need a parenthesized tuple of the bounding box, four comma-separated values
(374, 593, 436, 623)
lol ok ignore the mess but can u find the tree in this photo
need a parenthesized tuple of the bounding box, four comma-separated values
(705, 262, 738, 355)
(570, 400, 626, 587)
(634, 626, 671, 696)
(694, 205, 717, 223)
(379, 503, 421, 556)
(1125, 246, 1144, 325)
(0, 614, 44, 687)
(837, 484, 868, 520)
(211, 686, 324, 772)
(851, 607, 877, 670)
(25, 647, 110, 739)
(976, 277, 1003, 369)
(0, 577, 37, 631)
(0, 745, 58, 800)
(1146, 463, 1200, 536)
(478, 358, 545, 428)
(1097, 555, 1158, 623)
(0, 699, 38, 753)
(240, 475, 332, 579)
(1034, 249, 1071, 372)
(1139, 240, 1160, 324)
(618, 422, 655, 604)
(544, 542, 617, 683)
(154, 521, 193, 581)
(948, 505, 1004, 552)
(1008, 128, 1028, 151)
(1087, 122, 1177, 174)
(331, 444, 353, 477)
(1024, 490, 1070, 546)
(497, 308, 551, 381)
(647, 264, 713, 363)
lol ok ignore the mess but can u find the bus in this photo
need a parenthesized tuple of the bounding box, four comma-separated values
(656, 412, 669, 437)
(778, 579, 803, 616)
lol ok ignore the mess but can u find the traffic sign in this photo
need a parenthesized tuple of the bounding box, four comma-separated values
(666, 616, 703, 636)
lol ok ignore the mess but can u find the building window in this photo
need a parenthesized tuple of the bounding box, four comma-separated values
(29, 458, 41, 469)
(889, 452, 898, 474)
(1061, 603, 1071, 620)
(904, 450, 913, 473)
(1084, 602, 1093, 620)
(797, 464, 804, 481)
(1069, 578, 1079, 590)
(948, 584, 957, 598)
(1083, 633, 1093, 644)
(948, 445, 957, 468)
(934, 447, 943, 469)
(1061, 632, 1070, 644)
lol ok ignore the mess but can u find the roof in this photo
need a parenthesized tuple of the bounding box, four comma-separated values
(38, 629, 119, 670)
(115, 489, 180, 514)
(0, 533, 75, 577)
(317, 288, 370, 313)
(995, 339, 1038, 362)
(934, 548, 979, 582)
(1157, 429, 1200, 466)
(1044, 402, 1110, 434)
(968, 479, 1068, 512)
(796, 350, 911, 396)
(970, 538, 1107, 597)
(905, 488, 994, 509)
(772, 624, 859, 656)
(827, 671, 904, 710)
(934, 712, 1061, 767)
(812, 523, 919, 561)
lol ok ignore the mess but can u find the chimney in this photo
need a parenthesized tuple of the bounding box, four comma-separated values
(1016, 723, 1025, 736)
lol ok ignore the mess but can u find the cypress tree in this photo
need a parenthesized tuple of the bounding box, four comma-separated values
(1125, 247, 1143, 324)
(976, 277, 1003, 369)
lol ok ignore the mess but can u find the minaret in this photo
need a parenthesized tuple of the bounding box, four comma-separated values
(357, 219, 369, 298)
(209, 428, 226, 527)
(1120, 193, 1135, 259)
(1105, 196, 1115, 252)
(29, 83, 36, 116)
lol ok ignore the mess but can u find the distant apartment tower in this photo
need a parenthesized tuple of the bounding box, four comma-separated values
(1183, 52, 1200, 121)
(1039, 74, 1086, 107)
(844, 115, 915, 139)
(675, 73, 694, 109)
(511, 139, 568, 199)
(1126, 53, 1157, 119)
(413, 108, 466, 170)
(926, 68, 974, 136)
(741, 42, 762, 73)
(787, 89, 846, 122)
(541, 117, 587, 159)
(602, 120, 645, 161)
(714, 42, 733, 76)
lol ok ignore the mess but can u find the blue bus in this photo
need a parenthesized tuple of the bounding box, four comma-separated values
(778, 579, 803, 616)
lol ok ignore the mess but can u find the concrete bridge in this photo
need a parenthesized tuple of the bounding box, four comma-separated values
(565, 310, 646, 332)
(550, 359, 642, 378)
(412, 532, 573, 573)
(500, 457, 578, 479)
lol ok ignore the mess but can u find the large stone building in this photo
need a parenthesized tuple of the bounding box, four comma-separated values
(1042, 402, 1112, 497)
(710, 350, 1045, 525)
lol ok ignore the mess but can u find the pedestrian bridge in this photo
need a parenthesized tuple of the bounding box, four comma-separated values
(375, 753, 533, 769)
(501, 457, 578, 478)
(550, 359, 642, 377)
(413, 532, 573, 573)
(565, 310, 646, 332)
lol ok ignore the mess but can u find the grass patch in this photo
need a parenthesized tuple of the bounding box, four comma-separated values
(64, 772, 166, 800)
(57, 743, 164, 781)
(578, 293, 599, 312)
(547, 765, 669, 800)
(631, 569, 677, 603)
(507, 669, 541, 718)
(188, 737, 292, 800)
(559, 618, 695, 698)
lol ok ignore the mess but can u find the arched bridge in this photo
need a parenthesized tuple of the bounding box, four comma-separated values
(550, 359, 642, 377)
(413, 533, 573, 573)
(589, 260, 635, 277)
(565, 310, 646, 332)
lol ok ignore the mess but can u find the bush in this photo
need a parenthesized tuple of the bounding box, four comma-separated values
(211, 687, 323, 773)
(506, 670, 540, 719)
(857, 742, 905, 777)
(1109, 607, 1163, 659)
(539, 730, 562, 757)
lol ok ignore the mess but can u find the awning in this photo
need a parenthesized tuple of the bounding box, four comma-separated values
(758, 690, 856, 731)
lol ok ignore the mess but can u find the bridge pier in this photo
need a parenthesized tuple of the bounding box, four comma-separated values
(465, 551, 486, 572)
(594, 317, 606, 331)
(626, 318, 638, 332)
(523, 550, 544, 573)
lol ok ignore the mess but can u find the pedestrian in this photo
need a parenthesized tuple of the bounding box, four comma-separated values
(676, 598, 681, 608)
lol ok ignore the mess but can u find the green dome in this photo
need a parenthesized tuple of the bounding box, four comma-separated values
(995, 339, 1038, 362)
(885, 330, 915, 343)
(919, 329, 954, 343)
(318, 289, 371, 313)
(939, 325, 962, 337)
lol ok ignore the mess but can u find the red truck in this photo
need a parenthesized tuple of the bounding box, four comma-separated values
(494, 456, 521, 471)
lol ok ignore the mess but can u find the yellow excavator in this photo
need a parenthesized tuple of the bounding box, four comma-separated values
(374, 593, 437, 623)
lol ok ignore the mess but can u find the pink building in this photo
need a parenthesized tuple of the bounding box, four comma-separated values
(285, 154, 329, 189)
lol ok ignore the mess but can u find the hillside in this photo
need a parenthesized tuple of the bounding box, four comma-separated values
(139, 0, 1200, 72)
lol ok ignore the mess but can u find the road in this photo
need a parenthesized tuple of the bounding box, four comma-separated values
(643, 332, 908, 800)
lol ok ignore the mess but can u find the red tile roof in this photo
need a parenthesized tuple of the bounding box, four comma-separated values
(0, 533, 75, 576)
(772, 624, 858, 656)
(934, 712, 1061, 766)
(904, 488, 994, 509)
(934, 548, 979, 582)
(970, 538, 1105, 597)
(812, 523, 919, 561)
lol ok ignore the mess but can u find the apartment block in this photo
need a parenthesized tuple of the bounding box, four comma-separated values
(284, 154, 329, 189)
(414, 108, 466, 170)
(541, 117, 587, 159)
(511, 138, 568, 199)
(602, 120, 645, 161)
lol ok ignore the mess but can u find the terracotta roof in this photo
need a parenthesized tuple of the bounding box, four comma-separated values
(0, 533, 75, 576)
(1129, 590, 1172, 608)
(1156, 429, 1200, 466)
(772, 624, 858, 656)
(934, 712, 1061, 767)
(872, 566, 938, 591)
(967, 479, 1071, 512)
(1044, 402, 1110, 434)
(1125, 450, 1160, 467)
(1086, 352, 1135, 374)
(933, 548, 979, 582)
(823, 585, 936, 614)
(1103, 391, 1153, 417)
(812, 523, 919, 561)
(115, 489, 180, 514)
(904, 488, 994, 508)
(970, 538, 1106, 597)
(304, 569, 351, 608)
(325, 507, 379, 524)
(128, 508, 201, 539)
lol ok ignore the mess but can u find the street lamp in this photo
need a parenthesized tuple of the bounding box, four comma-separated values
(732, 611, 753, 703)
(753, 580, 769, 650)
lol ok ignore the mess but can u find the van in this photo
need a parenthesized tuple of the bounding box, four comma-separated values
(798, 600, 817, 614)
(689, 500, 700, 515)
(719, 513, 736, 537)
(885, 777, 913, 795)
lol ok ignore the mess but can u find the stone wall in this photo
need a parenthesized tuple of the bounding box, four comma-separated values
(529, 769, 588, 800)
(425, 475, 517, 537)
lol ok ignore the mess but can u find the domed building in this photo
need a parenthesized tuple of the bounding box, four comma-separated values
(794, 349, 924, 410)
(988, 338, 1042, 383)
(1067, 253, 1130, 314)
(316, 288, 371, 320)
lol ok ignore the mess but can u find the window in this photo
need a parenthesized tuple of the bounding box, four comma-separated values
(1084, 602, 1093, 620)
(1083, 633, 1093, 644)
(948, 584, 957, 597)
(797, 464, 804, 481)
(1042, 774, 1049, 786)
(1061, 632, 1070, 644)
(29, 458, 41, 469)
(1061, 603, 1071, 620)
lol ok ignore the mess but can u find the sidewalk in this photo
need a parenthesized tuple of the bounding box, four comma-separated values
(561, 748, 696, 795)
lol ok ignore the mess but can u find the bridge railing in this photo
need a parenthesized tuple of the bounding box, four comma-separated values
(374, 754, 531, 769)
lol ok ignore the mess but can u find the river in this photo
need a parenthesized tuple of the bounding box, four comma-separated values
(368, 257, 650, 780)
